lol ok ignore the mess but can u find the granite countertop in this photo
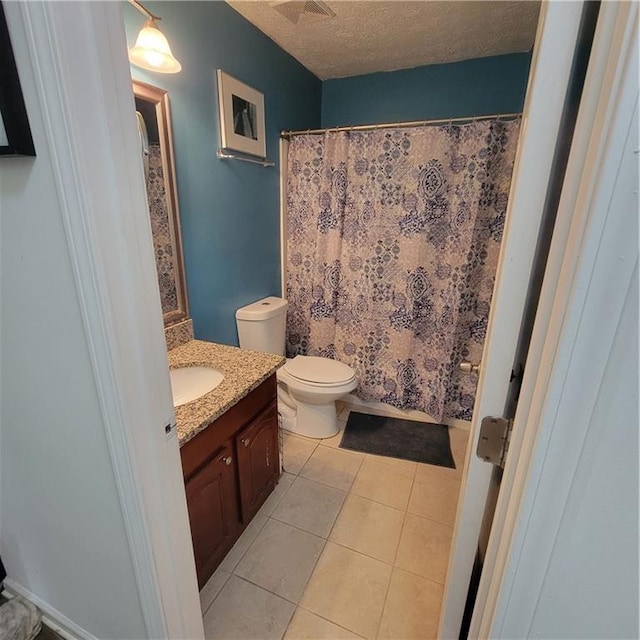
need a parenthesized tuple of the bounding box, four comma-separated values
(168, 340, 284, 446)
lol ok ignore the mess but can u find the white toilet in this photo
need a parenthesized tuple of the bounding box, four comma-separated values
(236, 296, 357, 438)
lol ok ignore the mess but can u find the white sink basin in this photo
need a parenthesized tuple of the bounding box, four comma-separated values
(170, 367, 224, 407)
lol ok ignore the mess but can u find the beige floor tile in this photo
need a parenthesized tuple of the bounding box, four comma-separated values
(257, 472, 296, 517)
(350, 458, 414, 510)
(364, 453, 417, 478)
(300, 446, 363, 492)
(284, 434, 318, 475)
(283, 429, 320, 443)
(199, 567, 230, 615)
(219, 513, 268, 572)
(284, 608, 363, 639)
(415, 452, 462, 481)
(407, 474, 460, 525)
(235, 519, 325, 603)
(450, 427, 470, 468)
(320, 421, 346, 449)
(203, 575, 295, 639)
(300, 542, 391, 639)
(377, 568, 443, 640)
(272, 476, 346, 537)
(330, 495, 404, 564)
(395, 513, 452, 583)
(336, 402, 351, 420)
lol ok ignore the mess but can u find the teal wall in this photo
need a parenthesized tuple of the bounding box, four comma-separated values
(321, 53, 532, 128)
(124, 1, 321, 345)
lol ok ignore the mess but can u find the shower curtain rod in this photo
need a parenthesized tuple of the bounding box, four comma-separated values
(280, 112, 522, 138)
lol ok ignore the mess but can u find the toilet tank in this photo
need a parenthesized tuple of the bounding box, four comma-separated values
(235, 297, 288, 356)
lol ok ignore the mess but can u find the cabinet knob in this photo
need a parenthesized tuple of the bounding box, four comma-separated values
(222, 456, 233, 466)
(242, 438, 251, 448)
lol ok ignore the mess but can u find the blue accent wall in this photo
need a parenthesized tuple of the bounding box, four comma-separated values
(321, 53, 532, 128)
(124, 2, 321, 345)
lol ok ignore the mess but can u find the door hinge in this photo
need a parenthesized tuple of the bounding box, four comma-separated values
(476, 416, 513, 468)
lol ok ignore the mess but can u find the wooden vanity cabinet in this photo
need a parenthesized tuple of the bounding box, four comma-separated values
(180, 375, 279, 588)
(236, 401, 279, 523)
(184, 443, 241, 584)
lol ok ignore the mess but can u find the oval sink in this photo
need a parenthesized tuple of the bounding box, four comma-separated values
(170, 367, 224, 407)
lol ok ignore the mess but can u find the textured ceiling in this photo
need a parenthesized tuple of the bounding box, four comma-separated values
(226, 1, 540, 80)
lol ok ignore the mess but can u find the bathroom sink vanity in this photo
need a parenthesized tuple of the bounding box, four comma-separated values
(136, 76, 287, 590)
(180, 376, 278, 588)
(169, 339, 283, 588)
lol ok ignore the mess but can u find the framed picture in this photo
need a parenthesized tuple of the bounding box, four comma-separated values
(0, 2, 35, 156)
(216, 69, 265, 159)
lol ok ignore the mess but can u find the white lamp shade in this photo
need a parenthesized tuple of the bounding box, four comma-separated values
(129, 20, 182, 74)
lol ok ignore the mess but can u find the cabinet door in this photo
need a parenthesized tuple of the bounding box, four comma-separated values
(236, 401, 279, 522)
(184, 444, 240, 588)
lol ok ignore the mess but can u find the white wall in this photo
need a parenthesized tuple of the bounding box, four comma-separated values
(0, 6, 147, 638)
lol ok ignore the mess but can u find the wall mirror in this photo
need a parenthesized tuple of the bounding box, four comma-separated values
(133, 80, 189, 326)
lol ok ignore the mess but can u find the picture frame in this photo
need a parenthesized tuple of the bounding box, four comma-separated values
(216, 69, 266, 159)
(0, 1, 35, 156)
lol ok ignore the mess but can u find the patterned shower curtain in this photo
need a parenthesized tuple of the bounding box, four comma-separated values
(285, 120, 520, 421)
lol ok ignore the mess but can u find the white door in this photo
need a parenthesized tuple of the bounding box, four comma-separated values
(439, 2, 589, 636)
(471, 1, 639, 636)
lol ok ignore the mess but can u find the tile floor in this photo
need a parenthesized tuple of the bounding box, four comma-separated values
(200, 407, 469, 640)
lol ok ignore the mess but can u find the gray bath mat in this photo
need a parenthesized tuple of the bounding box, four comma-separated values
(340, 411, 456, 468)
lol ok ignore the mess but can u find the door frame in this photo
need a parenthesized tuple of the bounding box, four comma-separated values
(471, 2, 638, 635)
(439, 2, 587, 636)
(10, 2, 204, 638)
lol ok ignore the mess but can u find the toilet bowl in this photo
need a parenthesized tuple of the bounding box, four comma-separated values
(235, 297, 358, 439)
(277, 356, 357, 438)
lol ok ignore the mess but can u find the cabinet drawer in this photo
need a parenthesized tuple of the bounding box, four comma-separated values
(236, 401, 280, 523)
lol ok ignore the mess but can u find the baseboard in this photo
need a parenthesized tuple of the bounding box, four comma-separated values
(2, 579, 98, 640)
(341, 395, 472, 431)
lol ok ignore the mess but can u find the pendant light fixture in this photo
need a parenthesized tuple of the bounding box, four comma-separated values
(128, 0, 182, 74)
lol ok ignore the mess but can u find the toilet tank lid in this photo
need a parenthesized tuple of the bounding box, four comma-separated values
(235, 296, 288, 321)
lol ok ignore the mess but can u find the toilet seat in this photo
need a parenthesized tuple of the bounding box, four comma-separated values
(282, 356, 356, 387)
(277, 356, 358, 439)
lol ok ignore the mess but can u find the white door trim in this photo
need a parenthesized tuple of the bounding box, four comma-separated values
(439, 2, 585, 636)
(14, 3, 204, 638)
(474, 2, 638, 635)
